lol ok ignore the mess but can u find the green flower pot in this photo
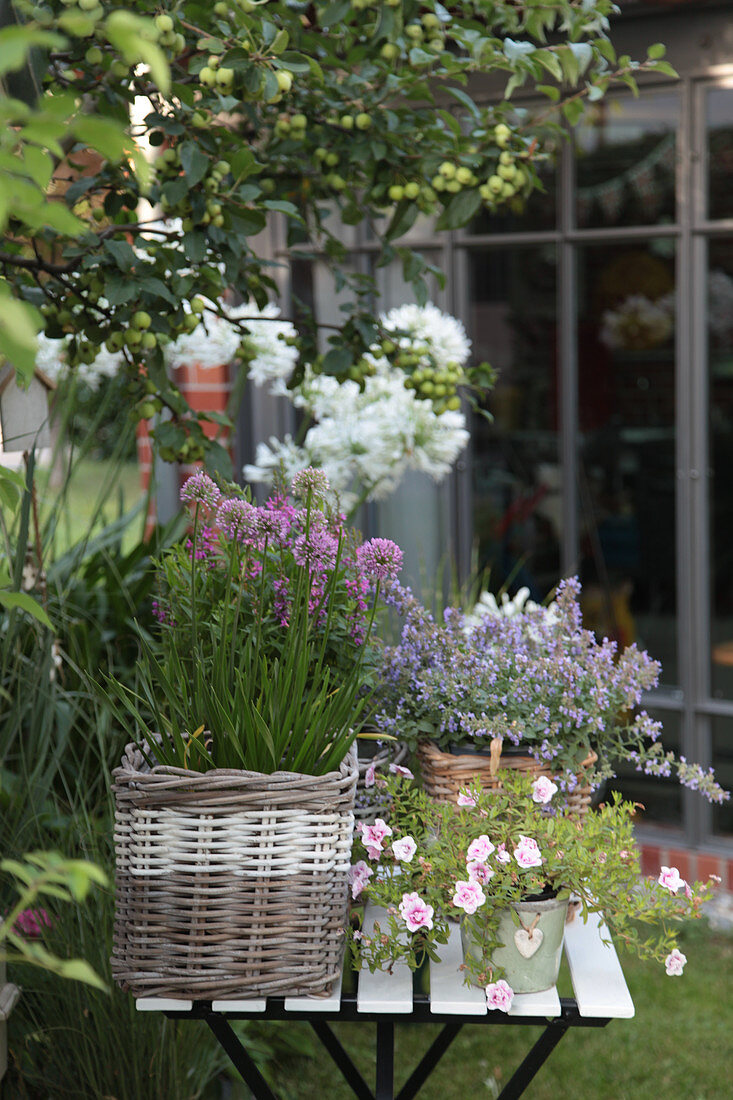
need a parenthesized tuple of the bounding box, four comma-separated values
(461, 895, 569, 994)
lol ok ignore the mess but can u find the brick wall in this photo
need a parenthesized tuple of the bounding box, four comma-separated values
(640, 841, 733, 891)
(136, 360, 232, 532)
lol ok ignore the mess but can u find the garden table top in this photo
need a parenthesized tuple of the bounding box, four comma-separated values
(137, 906, 634, 1100)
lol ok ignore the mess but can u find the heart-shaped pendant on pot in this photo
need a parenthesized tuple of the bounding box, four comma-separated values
(514, 926, 544, 959)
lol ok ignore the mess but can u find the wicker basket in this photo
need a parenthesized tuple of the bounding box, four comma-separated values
(417, 739, 597, 818)
(111, 743, 358, 1001)
(354, 740, 409, 827)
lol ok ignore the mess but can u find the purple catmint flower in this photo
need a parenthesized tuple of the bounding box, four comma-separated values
(358, 538, 404, 582)
(180, 471, 221, 510)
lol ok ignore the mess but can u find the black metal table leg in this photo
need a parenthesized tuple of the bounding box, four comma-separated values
(375, 1021, 395, 1100)
(396, 1022, 463, 1100)
(496, 1022, 569, 1100)
(204, 1012, 280, 1100)
(311, 1020, 374, 1100)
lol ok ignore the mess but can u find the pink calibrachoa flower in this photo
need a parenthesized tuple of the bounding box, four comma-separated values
(664, 948, 687, 976)
(364, 762, 377, 788)
(466, 860, 495, 886)
(658, 866, 685, 894)
(349, 860, 374, 899)
(495, 843, 511, 864)
(389, 763, 414, 779)
(457, 789, 477, 808)
(359, 818, 393, 859)
(399, 891, 434, 932)
(466, 835, 495, 862)
(452, 879, 486, 915)
(485, 979, 514, 1012)
(531, 776, 559, 804)
(513, 835, 543, 869)
(392, 836, 418, 863)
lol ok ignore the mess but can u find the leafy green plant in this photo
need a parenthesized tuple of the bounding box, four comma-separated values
(1, 851, 107, 990)
(348, 771, 718, 995)
(2, 1, 675, 471)
(106, 469, 404, 774)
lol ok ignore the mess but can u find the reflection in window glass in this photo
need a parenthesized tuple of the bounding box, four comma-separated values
(608, 710, 682, 829)
(708, 240, 733, 700)
(576, 242, 677, 683)
(575, 92, 678, 229)
(712, 717, 733, 837)
(707, 87, 733, 221)
(467, 246, 559, 601)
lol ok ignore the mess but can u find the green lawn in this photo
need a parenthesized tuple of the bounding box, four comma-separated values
(256, 921, 732, 1100)
(36, 457, 145, 554)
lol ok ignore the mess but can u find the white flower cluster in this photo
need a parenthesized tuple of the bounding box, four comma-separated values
(243, 303, 471, 514)
(380, 301, 471, 370)
(165, 299, 298, 377)
(463, 586, 560, 631)
(35, 332, 123, 387)
(599, 294, 674, 352)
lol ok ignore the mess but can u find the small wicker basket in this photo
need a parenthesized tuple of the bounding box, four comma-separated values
(111, 743, 358, 1001)
(417, 739, 597, 818)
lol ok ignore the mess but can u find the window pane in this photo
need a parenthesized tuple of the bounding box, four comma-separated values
(607, 709, 683, 829)
(575, 92, 678, 229)
(708, 239, 733, 700)
(467, 245, 559, 600)
(576, 241, 677, 684)
(712, 716, 733, 838)
(707, 87, 733, 221)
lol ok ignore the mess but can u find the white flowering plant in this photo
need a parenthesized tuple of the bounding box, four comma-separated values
(105, 468, 404, 775)
(348, 770, 718, 1005)
(244, 303, 490, 516)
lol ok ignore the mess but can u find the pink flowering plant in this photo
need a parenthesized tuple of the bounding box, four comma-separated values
(348, 770, 717, 991)
(107, 469, 403, 775)
(373, 577, 728, 806)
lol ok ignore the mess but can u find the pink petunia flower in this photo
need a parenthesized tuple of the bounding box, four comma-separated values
(486, 979, 514, 1012)
(364, 762, 377, 788)
(513, 835, 543, 869)
(392, 836, 417, 862)
(452, 879, 486, 915)
(399, 891, 434, 932)
(466, 860, 495, 886)
(495, 843, 511, 864)
(531, 776, 559, 804)
(658, 866, 685, 894)
(348, 860, 374, 899)
(466, 835, 495, 862)
(664, 948, 687, 976)
(457, 789, 477, 808)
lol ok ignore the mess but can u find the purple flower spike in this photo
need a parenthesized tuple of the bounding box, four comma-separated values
(358, 538, 403, 582)
(180, 472, 221, 510)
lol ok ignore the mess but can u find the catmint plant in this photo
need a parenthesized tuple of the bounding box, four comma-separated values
(373, 577, 728, 805)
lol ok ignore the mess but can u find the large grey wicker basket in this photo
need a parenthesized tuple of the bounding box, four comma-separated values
(111, 743, 358, 1001)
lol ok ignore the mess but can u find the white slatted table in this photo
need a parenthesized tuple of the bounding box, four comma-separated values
(139, 906, 634, 1100)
